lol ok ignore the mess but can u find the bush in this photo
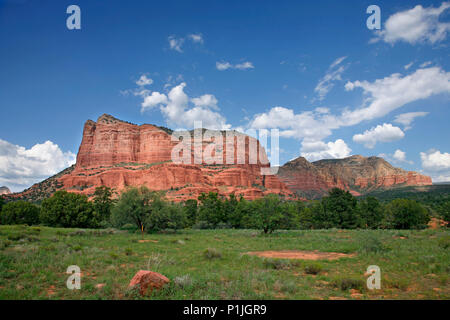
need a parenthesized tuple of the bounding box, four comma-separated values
(40, 191, 99, 228)
(0, 201, 40, 225)
(263, 258, 291, 270)
(385, 199, 430, 229)
(145, 202, 186, 232)
(304, 263, 323, 275)
(332, 278, 365, 291)
(358, 235, 389, 254)
(203, 248, 222, 259)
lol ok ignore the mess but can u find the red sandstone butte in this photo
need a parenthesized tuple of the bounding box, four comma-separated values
(277, 155, 432, 198)
(57, 114, 292, 201)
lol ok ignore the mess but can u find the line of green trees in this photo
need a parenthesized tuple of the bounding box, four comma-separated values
(1, 187, 448, 232)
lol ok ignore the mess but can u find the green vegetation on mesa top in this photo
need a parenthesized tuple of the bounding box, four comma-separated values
(0, 225, 448, 299)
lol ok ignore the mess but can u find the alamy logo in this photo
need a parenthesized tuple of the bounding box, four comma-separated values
(366, 265, 381, 290)
(366, 5, 381, 30)
(66, 5, 81, 30)
(66, 265, 81, 290)
(170, 121, 280, 175)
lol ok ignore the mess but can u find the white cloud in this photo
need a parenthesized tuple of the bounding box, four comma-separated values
(247, 66, 449, 160)
(420, 149, 450, 182)
(141, 92, 169, 111)
(140, 82, 231, 130)
(136, 74, 153, 87)
(0, 139, 76, 192)
(191, 94, 218, 110)
(394, 111, 429, 130)
(393, 149, 406, 162)
(420, 61, 432, 68)
(188, 33, 203, 44)
(300, 139, 351, 162)
(168, 35, 184, 52)
(314, 56, 347, 101)
(353, 123, 405, 149)
(404, 62, 414, 70)
(373, 2, 450, 45)
(216, 61, 254, 71)
(343, 67, 450, 126)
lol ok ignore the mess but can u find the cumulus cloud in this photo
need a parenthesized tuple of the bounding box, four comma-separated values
(246, 65, 449, 160)
(191, 94, 218, 110)
(372, 2, 450, 45)
(0, 139, 76, 192)
(314, 56, 347, 101)
(300, 139, 351, 162)
(420, 149, 450, 182)
(136, 74, 153, 87)
(344, 67, 450, 126)
(216, 61, 254, 71)
(393, 149, 407, 162)
(353, 123, 405, 149)
(139, 82, 231, 130)
(394, 111, 429, 130)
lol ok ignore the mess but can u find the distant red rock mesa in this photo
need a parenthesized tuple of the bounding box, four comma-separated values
(9, 114, 432, 202)
(277, 155, 432, 199)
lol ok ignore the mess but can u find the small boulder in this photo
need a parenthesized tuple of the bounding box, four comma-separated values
(128, 270, 170, 295)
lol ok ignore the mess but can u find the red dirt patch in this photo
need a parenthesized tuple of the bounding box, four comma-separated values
(138, 239, 158, 243)
(246, 250, 355, 260)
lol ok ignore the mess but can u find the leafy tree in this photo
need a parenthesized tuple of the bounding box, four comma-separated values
(40, 191, 98, 228)
(385, 199, 430, 229)
(146, 202, 186, 232)
(1, 200, 40, 225)
(197, 192, 225, 227)
(0, 197, 4, 213)
(440, 200, 450, 227)
(321, 188, 361, 229)
(251, 194, 284, 234)
(93, 186, 115, 223)
(359, 196, 384, 229)
(183, 199, 198, 227)
(110, 186, 165, 232)
(234, 197, 255, 229)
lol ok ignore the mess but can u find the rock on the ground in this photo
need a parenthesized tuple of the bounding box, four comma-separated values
(128, 270, 170, 295)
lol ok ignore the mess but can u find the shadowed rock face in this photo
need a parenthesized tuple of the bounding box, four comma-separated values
(19, 114, 290, 202)
(0, 186, 11, 195)
(277, 155, 432, 199)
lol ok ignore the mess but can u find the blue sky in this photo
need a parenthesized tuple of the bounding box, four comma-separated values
(0, 0, 449, 191)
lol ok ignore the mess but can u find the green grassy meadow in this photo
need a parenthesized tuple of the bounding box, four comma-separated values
(0, 225, 448, 300)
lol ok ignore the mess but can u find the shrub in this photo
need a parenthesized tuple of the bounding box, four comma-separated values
(145, 202, 186, 232)
(40, 191, 99, 228)
(263, 258, 291, 270)
(304, 263, 323, 275)
(359, 196, 384, 229)
(385, 199, 430, 229)
(332, 278, 365, 291)
(0, 201, 40, 225)
(358, 234, 389, 254)
(203, 248, 222, 260)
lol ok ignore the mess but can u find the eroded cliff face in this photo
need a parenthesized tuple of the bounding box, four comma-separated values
(0, 186, 11, 195)
(57, 114, 291, 201)
(277, 155, 432, 198)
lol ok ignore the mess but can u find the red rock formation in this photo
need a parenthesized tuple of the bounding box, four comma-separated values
(0, 186, 11, 195)
(57, 114, 292, 201)
(277, 155, 432, 199)
(128, 270, 170, 295)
